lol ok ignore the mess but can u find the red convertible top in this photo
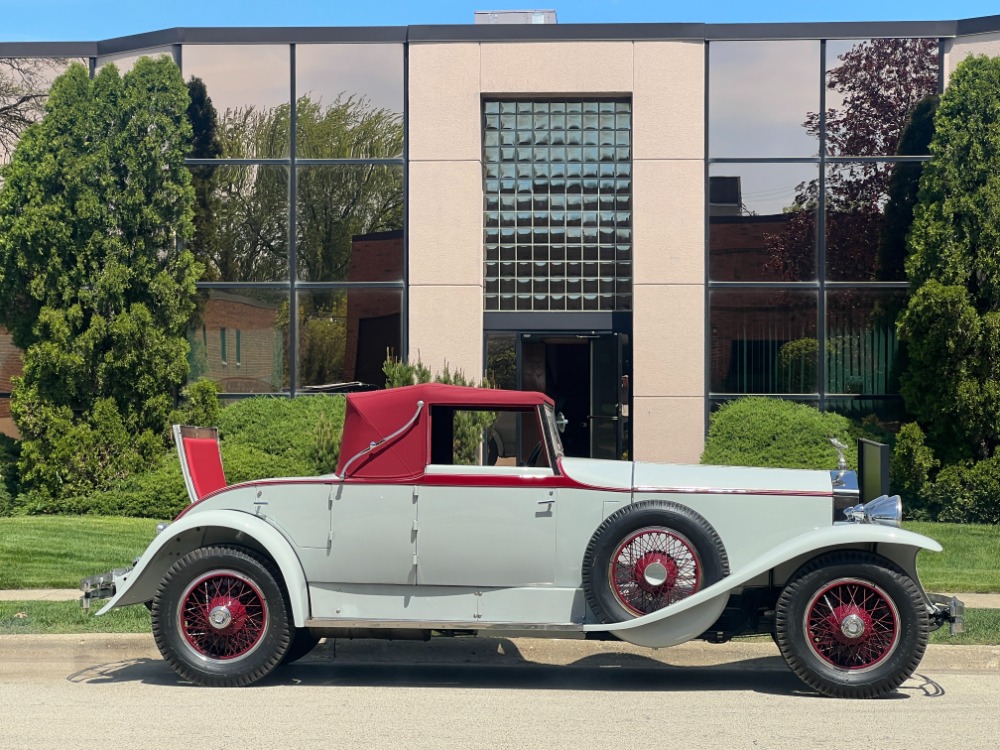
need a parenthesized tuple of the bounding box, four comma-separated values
(335, 383, 552, 481)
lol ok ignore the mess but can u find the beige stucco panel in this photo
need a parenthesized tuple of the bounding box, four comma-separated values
(633, 41, 705, 160)
(632, 159, 704, 285)
(481, 42, 633, 93)
(945, 33, 1000, 79)
(632, 284, 704, 398)
(632, 396, 704, 464)
(408, 43, 482, 162)
(408, 160, 483, 287)
(408, 285, 483, 381)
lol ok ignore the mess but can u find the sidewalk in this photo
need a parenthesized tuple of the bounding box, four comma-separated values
(2, 589, 999, 607)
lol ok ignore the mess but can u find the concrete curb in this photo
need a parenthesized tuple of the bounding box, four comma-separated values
(1, 633, 997, 673)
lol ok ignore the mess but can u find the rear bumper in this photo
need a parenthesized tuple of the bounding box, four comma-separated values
(927, 593, 965, 635)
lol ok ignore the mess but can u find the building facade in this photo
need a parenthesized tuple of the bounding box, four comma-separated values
(3, 15, 1000, 459)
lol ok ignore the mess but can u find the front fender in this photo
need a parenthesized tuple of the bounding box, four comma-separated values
(587, 524, 941, 648)
(95, 510, 311, 627)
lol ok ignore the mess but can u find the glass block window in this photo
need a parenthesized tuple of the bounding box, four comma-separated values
(483, 100, 633, 312)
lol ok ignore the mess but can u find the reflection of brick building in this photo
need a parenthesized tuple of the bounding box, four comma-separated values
(0, 327, 23, 437)
(344, 229, 402, 385)
(196, 292, 281, 393)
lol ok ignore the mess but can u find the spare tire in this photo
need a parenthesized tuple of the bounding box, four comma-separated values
(582, 500, 729, 623)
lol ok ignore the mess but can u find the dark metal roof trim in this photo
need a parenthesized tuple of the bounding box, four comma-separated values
(6, 15, 1000, 58)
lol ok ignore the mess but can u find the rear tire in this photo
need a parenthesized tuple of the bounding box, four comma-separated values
(281, 628, 321, 665)
(774, 551, 928, 699)
(151, 545, 291, 687)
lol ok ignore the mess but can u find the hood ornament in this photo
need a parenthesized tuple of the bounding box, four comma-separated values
(830, 438, 848, 486)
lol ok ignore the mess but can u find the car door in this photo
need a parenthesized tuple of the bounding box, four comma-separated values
(415, 465, 558, 588)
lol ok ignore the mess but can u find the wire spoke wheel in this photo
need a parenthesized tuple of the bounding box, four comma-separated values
(180, 570, 268, 661)
(152, 546, 291, 687)
(805, 578, 899, 672)
(609, 527, 702, 616)
(582, 501, 728, 624)
(774, 552, 928, 699)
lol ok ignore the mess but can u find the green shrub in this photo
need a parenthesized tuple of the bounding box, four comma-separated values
(924, 456, 1000, 524)
(701, 397, 855, 470)
(217, 395, 346, 471)
(890, 422, 939, 517)
(171, 378, 222, 428)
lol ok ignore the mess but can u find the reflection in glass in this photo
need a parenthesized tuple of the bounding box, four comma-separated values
(824, 39, 939, 157)
(825, 397, 907, 426)
(188, 289, 289, 393)
(187, 165, 289, 282)
(710, 290, 818, 394)
(483, 99, 632, 312)
(182, 45, 290, 158)
(709, 41, 820, 157)
(296, 44, 403, 158)
(826, 289, 906, 396)
(0, 57, 86, 162)
(296, 165, 403, 281)
(485, 334, 517, 390)
(97, 47, 175, 74)
(709, 164, 818, 281)
(297, 289, 402, 388)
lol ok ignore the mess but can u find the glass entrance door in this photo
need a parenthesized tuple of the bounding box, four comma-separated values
(492, 332, 630, 460)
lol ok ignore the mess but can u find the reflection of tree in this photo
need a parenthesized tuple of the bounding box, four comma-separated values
(764, 39, 938, 281)
(0, 58, 81, 162)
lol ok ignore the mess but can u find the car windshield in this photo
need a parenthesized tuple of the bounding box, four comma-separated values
(542, 403, 565, 462)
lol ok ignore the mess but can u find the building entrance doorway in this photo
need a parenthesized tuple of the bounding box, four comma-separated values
(517, 333, 630, 460)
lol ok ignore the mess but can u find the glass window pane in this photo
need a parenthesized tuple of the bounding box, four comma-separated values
(97, 47, 174, 74)
(485, 334, 517, 390)
(182, 45, 290, 158)
(709, 163, 818, 281)
(709, 41, 820, 157)
(825, 397, 907, 428)
(710, 289, 818, 394)
(189, 165, 289, 282)
(827, 289, 906, 396)
(297, 288, 402, 389)
(826, 161, 929, 281)
(295, 44, 403, 158)
(825, 39, 939, 157)
(189, 289, 290, 393)
(296, 165, 403, 281)
(0, 57, 87, 163)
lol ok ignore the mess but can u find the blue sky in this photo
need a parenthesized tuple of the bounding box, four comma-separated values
(2, 0, 999, 42)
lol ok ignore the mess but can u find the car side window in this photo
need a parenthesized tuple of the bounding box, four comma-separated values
(429, 406, 550, 468)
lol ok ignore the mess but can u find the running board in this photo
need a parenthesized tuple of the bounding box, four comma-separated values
(304, 617, 583, 633)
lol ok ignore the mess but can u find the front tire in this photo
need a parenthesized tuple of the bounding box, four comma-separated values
(151, 546, 291, 687)
(774, 551, 928, 699)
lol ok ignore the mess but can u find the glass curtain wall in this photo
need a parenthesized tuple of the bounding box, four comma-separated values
(707, 37, 940, 422)
(181, 42, 405, 396)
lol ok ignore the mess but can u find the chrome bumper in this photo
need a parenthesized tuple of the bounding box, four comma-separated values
(927, 593, 965, 636)
(80, 567, 132, 610)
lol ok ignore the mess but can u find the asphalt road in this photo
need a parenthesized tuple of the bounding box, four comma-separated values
(3, 635, 1000, 750)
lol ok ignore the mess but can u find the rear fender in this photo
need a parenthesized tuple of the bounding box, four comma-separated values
(586, 525, 941, 648)
(95, 510, 310, 627)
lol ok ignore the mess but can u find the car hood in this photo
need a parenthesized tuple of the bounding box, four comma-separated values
(560, 457, 833, 495)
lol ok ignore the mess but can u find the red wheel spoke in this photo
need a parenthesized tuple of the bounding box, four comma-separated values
(179, 570, 268, 661)
(609, 527, 703, 617)
(803, 578, 899, 671)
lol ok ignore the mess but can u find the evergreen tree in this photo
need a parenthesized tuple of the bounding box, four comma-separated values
(0, 58, 198, 504)
(899, 55, 1000, 463)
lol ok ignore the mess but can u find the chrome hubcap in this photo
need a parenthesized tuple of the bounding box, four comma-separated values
(642, 561, 669, 587)
(840, 613, 866, 639)
(209, 605, 233, 630)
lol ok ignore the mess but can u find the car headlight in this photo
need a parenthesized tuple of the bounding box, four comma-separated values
(843, 494, 902, 528)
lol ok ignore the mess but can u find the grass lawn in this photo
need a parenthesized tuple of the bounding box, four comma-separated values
(0, 600, 151, 634)
(907, 521, 1000, 593)
(0, 516, 162, 589)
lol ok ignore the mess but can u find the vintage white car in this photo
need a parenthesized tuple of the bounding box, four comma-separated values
(82, 383, 962, 697)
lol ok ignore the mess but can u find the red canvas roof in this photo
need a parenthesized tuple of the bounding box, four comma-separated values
(335, 384, 552, 481)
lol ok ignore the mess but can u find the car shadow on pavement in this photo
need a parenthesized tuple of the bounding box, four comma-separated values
(64, 637, 942, 699)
